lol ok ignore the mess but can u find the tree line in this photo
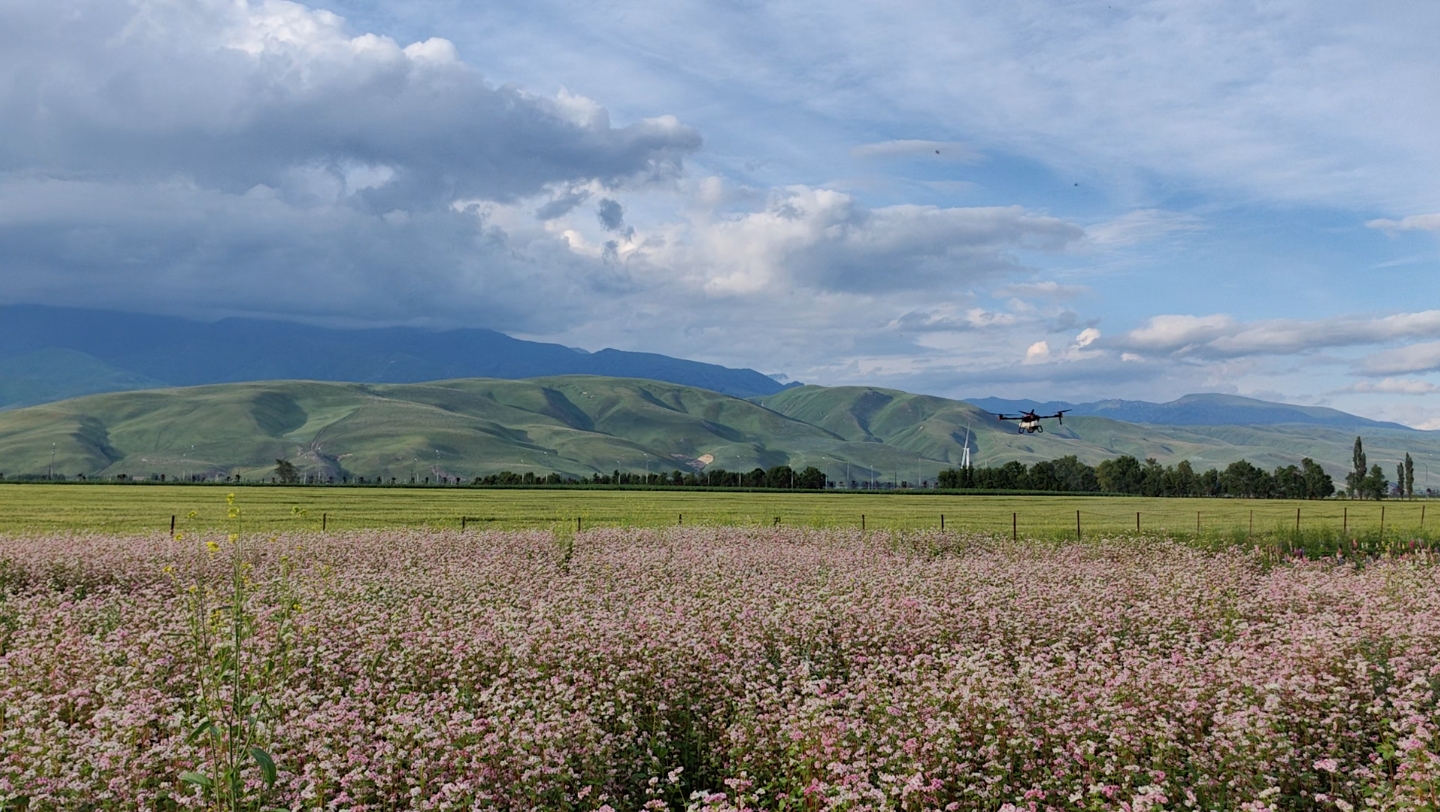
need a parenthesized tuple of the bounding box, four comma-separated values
(473, 465, 830, 489)
(937, 454, 1340, 498)
(18, 437, 1421, 500)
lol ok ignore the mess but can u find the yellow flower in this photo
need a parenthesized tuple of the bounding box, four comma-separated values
(205, 540, 221, 554)
(227, 507, 240, 519)
(228, 533, 239, 544)
(162, 564, 175, 575)
(187, 510, 198, 519)
(226, 493, 236, 505)
(174, 533, 184, 541)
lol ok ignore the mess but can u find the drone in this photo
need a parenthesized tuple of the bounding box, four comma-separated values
(994, 409, 1069, 434)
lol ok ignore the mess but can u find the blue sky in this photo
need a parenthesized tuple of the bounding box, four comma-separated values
(3, 1, 1440, 426)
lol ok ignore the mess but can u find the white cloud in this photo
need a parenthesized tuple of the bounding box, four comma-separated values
(1086, 209, 1204, 247)
(993, 280, 1089, 299)
(887, 306, 1025, 333)
(1358, 342, 1440, 376)
(850, 140, 982, 163)
(1017, 328, 1100, 367)
(1121, 314, 1237, 354)
(1119, 311, 1440, 358)
(623, 185, 1084, 296)
(1366, 214, 1440, 234)
(1337, 378, 1440, 395)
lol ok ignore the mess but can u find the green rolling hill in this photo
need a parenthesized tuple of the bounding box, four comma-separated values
(1, 377, 1437, 486)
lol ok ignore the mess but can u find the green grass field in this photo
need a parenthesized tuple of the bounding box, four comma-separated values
(0, 483, 1433, 542)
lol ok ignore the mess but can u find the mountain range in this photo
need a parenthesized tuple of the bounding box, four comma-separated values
(0, 305, 1432, 486)
(0, 305, 793, 407)
(1, 377, 1434, 487)
(967, 394, 1411, 431)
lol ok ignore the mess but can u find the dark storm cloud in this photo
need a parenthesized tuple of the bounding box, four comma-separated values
(0, 3, 700, 206)
(536, 188, 593, 221)
(0, 0, 700, 328)
(597, 198, 626, 232)
(0, 175, 613, 331)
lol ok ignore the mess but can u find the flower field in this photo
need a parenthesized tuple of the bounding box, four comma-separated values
(2, 527, 1439, 810)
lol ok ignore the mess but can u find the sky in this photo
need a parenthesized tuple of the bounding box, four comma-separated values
(3, 1, 1440, 426)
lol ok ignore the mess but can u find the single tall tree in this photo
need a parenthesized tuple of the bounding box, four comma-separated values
(1346, 436, 1367, 498)
(1405, 452, 1415, 498)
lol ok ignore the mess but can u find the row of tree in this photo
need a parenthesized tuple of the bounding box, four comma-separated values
(472, 465, 831, 489)
(255, 439, 1430, 500)
(936, 454, 1341, 499)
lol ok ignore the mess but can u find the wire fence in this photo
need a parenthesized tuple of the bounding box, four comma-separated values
(0, 484, 1434, 546)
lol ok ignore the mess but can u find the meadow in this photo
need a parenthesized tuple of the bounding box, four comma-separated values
(0, 484, 1434, 545)
(2, 523, 1439, 810)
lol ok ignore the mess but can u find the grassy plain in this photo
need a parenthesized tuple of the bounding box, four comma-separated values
(0, 483, 1433, 541)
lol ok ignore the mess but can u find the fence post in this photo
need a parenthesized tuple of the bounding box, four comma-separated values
(1422, 505, 1426, 528)
(1196, 511, 1200, 535)
(1295, 507, 1300, 533)
(1136, 511, 1140, 532)
(1381, 506, 1385, 536)
(1343, 507, 1347, 533)
(577, 517, 581, 532)
(1076, 510, 1081, 541)
(1012, 512, 1017, 541)
(1249, 510, 1253, 536)
(323, 512, 327, 531)
(679, 513, 683, 526)
(861, 514, 865, 531)
(170, 515, 175, 535)
(461, 516, 466, 531)
(940, 514, 945, 531)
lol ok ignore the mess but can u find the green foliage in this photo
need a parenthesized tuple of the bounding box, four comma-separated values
(939, 453, 1335, 499)
(1362, 463, 1389, 501)
(172, 494, 287, 812)
(1347, 436, 1368, 498)
(272, 459, 299, 485)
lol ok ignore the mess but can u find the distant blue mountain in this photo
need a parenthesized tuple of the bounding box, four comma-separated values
(0, 305, 796, 407)
(966, 393, 1410, 430)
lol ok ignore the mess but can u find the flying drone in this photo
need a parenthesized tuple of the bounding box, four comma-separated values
(994, 409, 1069, 434)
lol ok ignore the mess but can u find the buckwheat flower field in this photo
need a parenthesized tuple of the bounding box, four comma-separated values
(2, 528, 1438, 810)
